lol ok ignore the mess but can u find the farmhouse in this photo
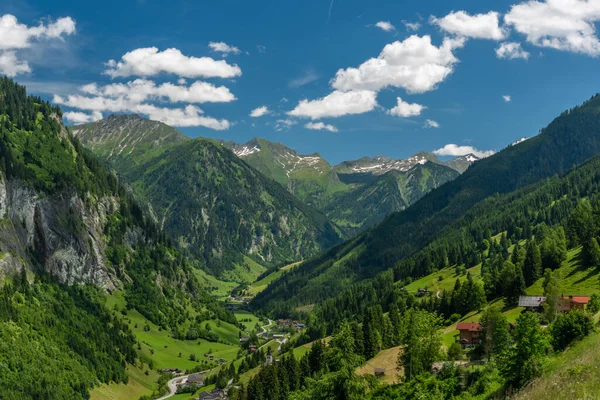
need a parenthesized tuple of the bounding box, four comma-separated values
(559, 296, 589, 313)
(456, 322, 481, 347)
(374, 368, 386, 377)
(197, 388, 227, 400)
(249, 345, 257, 353)
(518, 295, 546, 310)
(239, 336, 250, 343)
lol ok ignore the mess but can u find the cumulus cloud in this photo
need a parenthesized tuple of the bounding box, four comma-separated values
(331, 35, 465, 94)
(63, 111, 103, 124)
(208, 41, 241, 55)
(505, 0, 600, 56)
(0, 51, 30, 77)
(305, 122, 338, 132)
(387, 97, 425, 117)
(496, 42, 530, 59)
(79, 79, 236, 104)
(104, 47, 242, 79)
(0, 14, 76, 50)
(250, 106, 269, 117)
(424, 119, 440, 128)
(375, 21, 396, 32)
(431, 11, 507, 40)
(288, 90, 377, 119)
(503, 95, 512, 102)
(53, 92, 230, 130)
(0, 14, 76, 76)
(433, 143, 495, 158)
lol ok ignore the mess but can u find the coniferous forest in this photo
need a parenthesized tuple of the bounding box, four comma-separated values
(2, 73, 600, 400)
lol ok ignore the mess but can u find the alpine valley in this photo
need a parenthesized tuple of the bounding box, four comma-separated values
(3, 76, 600, 400)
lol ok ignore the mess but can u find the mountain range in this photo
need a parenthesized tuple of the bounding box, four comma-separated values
(253, 93, 600, 312)
(221, 138, 470, 234)
(73, 116, 475, 277)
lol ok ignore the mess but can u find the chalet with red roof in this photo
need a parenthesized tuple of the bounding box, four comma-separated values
(559, 296, 589, 313)
(456, 322, 481, 348)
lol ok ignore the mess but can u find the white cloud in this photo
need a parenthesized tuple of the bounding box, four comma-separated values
(0, 50, 30, 77)
(331, 35, 465, 94)
(431, 11, 507, 40)
(505, 0, 600, 56)
(53, 93, 229, 130)
(305, 122, 338, 132)
(375, 21, 396, 32)
(433, 143, 495, 158)
(275, 118, 297, 131)
(63, 111, 103, 124)
(79, 79, 235, 104)
(0, 14, 76, 50)
(104, 47, 242, 79)
(503, 95, 512, 102)
(250, 106, 269, 117)
(402, 21, 421, 31)
(424, 119, 440, 128)
(496, 42, 530, 59)
(288, 90, 377, 119)
(0, 14, 76, 77)
(208, 41, 241, 55)
(387, 97, 425, 117)
(177, 78, 187, 85)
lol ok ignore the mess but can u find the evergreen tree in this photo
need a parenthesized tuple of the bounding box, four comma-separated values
(523, 240, 542, 286)
(398, 309, 443, 381)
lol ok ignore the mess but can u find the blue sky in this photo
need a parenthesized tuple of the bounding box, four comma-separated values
(2, 0, 600, 164)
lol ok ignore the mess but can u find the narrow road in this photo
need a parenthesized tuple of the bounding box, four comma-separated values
(155, 374, 190, 400)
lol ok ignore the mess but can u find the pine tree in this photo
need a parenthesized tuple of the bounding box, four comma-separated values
(523, 240, 542, 286)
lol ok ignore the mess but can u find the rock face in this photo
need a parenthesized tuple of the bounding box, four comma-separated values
(0, 172, 120, 290)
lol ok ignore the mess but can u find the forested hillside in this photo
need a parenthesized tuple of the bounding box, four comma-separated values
(74, 117, 342, 279)
(224, 138, 460, 235)
(253, 94, 600, 313)
(230, 151, 600, 400)
(0, 78, 236, 398)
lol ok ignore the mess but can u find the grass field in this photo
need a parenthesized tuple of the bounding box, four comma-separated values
(193, 268, 239, 300)
(90, 364, 159, 400)
(247, 261, 301, 296)
(527, 247, 600, 296)
(235, 311, 262, 334)
(221, 256, 267, 284)
(403, 264, 482, 295)
(355, 346, 402, 384)
(106, 291, 241, 372)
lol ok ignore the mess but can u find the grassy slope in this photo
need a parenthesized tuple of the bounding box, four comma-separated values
(247, 261, 301, 296)
(513, 330, 600, 400)
(527, 247, 600, 296)
(355, 346, 402, 385)
(90, 365, 159, 400)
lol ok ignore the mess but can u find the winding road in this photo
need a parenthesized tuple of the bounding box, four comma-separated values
(156, 374, 190, 400)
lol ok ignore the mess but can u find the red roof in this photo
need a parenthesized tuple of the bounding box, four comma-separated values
(456, 322, 481, 332)
(563, 296, 590, 304)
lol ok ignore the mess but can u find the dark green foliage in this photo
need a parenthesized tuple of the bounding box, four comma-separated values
(398, 309, 443, 381)
(0, 281, 136, 399)
(76, 117, 342, 278)
(502, 312, 549, 388)
(523, 240, 542, 286)
(549, 311, 594, 351)
(255, 94, 600, 310)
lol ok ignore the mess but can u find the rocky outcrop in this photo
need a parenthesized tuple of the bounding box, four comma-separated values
(0, 172, 121, 290)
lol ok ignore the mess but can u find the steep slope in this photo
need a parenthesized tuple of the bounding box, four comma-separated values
(0, 78, 236, 398)
(223, 138, 464, 234)
(253, 93, 600, 310)
(75, 119, 342, 278)
(221, 137, 347, 209)
(324, 162, 459, 231)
